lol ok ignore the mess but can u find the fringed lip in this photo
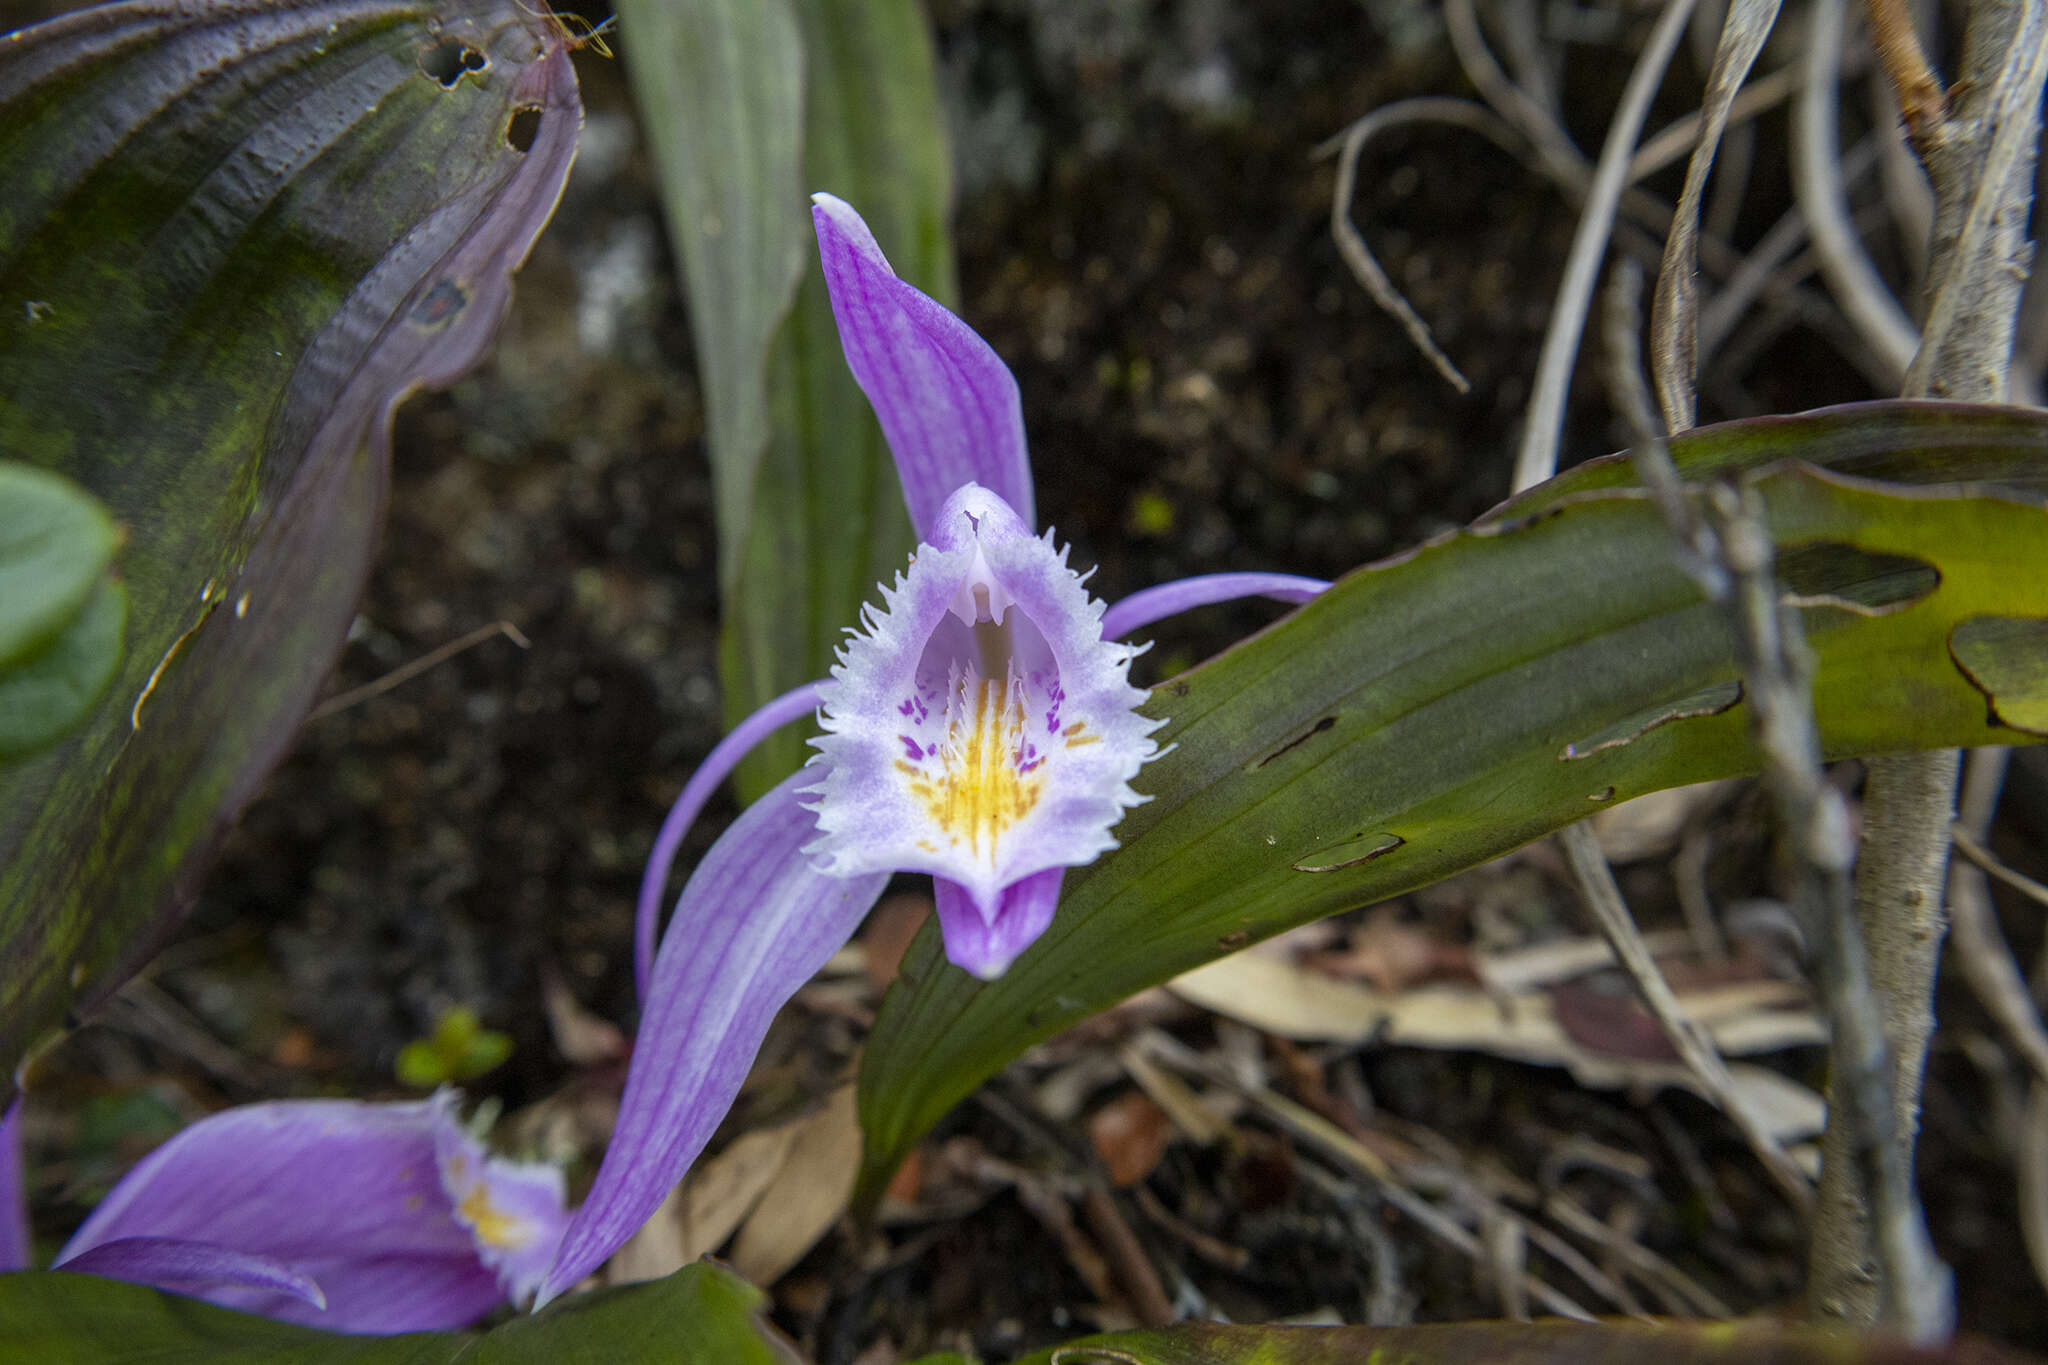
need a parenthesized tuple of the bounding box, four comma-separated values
(805, 485, 1161, 917)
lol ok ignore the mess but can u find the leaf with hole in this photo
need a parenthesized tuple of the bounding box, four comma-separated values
(0, 0, 582, 1082)
(854, 404, 2048, 1202)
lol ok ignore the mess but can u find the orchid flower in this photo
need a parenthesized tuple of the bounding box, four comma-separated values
(4, 1091, 568, 1334)
(535, 193, 1327, 1303)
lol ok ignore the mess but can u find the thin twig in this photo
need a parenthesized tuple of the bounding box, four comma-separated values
(1323, 98, 1528, 392)
(1793, 0, 1922, 385)
(1629, 61, 1800, 185)
(1862, 0, 1948, 140)
(308, 620, 532, 721)
(1946, 749, 2048, 1083)
(1559, 822, 1814, 1206)
(1952, 824, 2048, 912)
(1136, 1031, 1597, 1321)
(1511, 0, 1699, 493)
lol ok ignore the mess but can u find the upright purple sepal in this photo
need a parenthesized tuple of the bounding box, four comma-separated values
(56, 1095, 563, 1333)
(933, 868, 1064, 979)
(1, 1099, 27, 1272)
(539, 774, 888, 1304)
(57, 1236, 325, 1310)
(811, 192, 1035, 537)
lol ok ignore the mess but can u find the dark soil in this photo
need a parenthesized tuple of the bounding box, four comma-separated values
(20, 0, 2048, 1359)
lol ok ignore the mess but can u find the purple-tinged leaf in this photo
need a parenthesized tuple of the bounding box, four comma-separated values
(542, 773, 890, 1304)
(0, 0, 583, 1082)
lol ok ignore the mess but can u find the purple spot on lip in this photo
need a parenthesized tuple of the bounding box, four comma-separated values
(898, 698, 915, 716)
(901, 736, 925, 761)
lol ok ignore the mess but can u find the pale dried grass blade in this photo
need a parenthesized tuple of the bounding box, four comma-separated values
(1651, 0, 1783, 432)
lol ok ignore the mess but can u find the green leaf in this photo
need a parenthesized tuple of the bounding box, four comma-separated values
(854, 410, 2048, 1201)
(0, 461, 115, 670)
(395, 1006, 514, 1087)
(0, 578, 127, 761)
(0, 461, 124, 758)
(1009, 1319, 2037, 1364)
(619, 0, 952, 799)
(0, 1262, 790, 1364)
(0, 1, 582, 1080)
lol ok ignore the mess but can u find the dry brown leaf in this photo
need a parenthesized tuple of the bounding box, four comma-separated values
(1088, 1090, 1173, 1186)
(860, 891, 934, 989)
(1170, 949, 1825, 1139)
(1319, 908, 1476, 992)
(731, 1082, 862, 1285)
(540, 964, 628, 1066)
(605, 1181, 687, 1287)
(676, 1115, 804, 1262)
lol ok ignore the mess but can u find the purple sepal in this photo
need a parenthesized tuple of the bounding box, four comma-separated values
(537, 773, 890, 1305)
(1100, 572, 1330, 641)
(933, 867, 1064, 979)
(1, 1099, 28, 1272)
(811, 193, 1034, 537)
(55, 1096, 541, 1332)
(57, 1236, 325, 1311)
(637, 680, 827, 999)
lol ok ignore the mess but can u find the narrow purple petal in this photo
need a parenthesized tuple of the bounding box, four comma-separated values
(637, 680, 828, 998)
(58, 1236, 325, 1311)
(932, 868, 1064, 979)
(811, 193, 1034, 536)
(538, 773, 890, 1305)
(1100, 572, 1329, 641)
(1, 1099, 27, 1272)
(57, 1098, 503, 1332)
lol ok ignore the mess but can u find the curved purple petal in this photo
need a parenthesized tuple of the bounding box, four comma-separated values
(56, 1097, 504, 1332)
(57, 1236, 325, 1311)
(637, 681, 828, 999)
(1100, 572, 1330, 641)
(538, 773, 890, 1305)
(933, 868, 1064, 979)
(1, 1099, 26, 1272)
(812, 193, 1034, 536)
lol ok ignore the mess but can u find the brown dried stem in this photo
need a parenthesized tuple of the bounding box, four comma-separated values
(1862, 0, 1948, 140)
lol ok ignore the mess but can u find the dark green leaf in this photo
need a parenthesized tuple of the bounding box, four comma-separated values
(0, 0, 582, 1080)
(0, 1262, 790, 1364)
(618, 0, 951, 799)
(1010, 1319, 2039, 1365)
(856, 426, 2048, 1201)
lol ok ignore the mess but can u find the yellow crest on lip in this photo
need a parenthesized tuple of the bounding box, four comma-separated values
(896, 674, 1044, 862)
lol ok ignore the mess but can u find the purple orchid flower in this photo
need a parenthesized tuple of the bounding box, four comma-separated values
(5, 1091, 568, 1334)
(534, 193, 1327, 1304)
